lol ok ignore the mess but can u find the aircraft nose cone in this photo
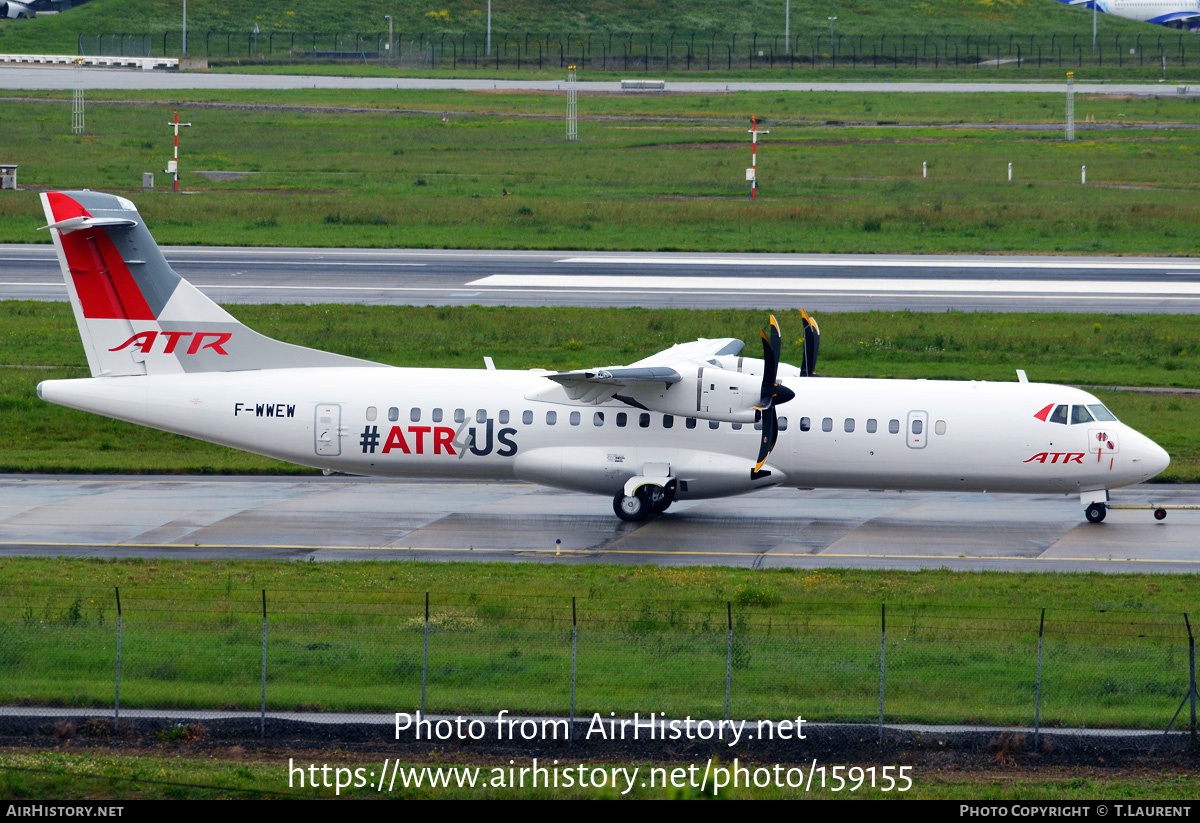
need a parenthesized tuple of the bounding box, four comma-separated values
(1147, 440, 1171, 478)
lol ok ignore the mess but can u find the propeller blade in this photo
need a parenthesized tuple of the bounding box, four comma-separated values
(800, 308, 820, 377)
(754, 405, 777, 474)
(757, 314, 782, 409)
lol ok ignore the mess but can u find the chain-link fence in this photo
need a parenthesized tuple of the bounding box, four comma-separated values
(75, 31, 1200, 72)
(1, 585, 1196, 745)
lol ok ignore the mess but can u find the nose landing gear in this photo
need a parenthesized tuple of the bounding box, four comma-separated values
(1084, 502, 1107, 524)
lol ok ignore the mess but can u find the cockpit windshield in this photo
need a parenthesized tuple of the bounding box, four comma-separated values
(1087, 404, 1118, 422)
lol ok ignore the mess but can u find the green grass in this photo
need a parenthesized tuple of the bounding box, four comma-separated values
(3, 91, 1200, 255)
(2, 302, 1197, 478)
(0, 0, 1153, 56)
(1, 559, 1197, 729)
(2, 751, 1199, 799)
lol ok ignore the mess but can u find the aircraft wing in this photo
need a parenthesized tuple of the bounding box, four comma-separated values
(627, 337, 744, 368)
(547, 367, 681, 403)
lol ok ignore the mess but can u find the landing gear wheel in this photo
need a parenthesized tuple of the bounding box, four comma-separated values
(614, 489, 650, 522)
(1085, 502, 1107, 524)
(1154, 507, 1168, 521)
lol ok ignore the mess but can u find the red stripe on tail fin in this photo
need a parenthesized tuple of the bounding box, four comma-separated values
(48, 193, 154, 321)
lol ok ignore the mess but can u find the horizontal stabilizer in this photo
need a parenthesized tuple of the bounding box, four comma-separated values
(39, 216, 139, 234)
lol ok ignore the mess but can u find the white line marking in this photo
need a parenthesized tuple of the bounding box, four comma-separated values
(557, 256, 1200, 271)
(470, 274, 1200, 296)
(171, 261, 427, 267)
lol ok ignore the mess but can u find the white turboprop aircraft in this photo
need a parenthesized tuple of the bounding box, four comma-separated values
(36, 191, 1170, 523)
(1056, 0, 1200, 30)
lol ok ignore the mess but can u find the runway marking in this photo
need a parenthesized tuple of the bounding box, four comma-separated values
(471, 274, 1200, 296)
(557, 256, 1200, 271)
(1, 540, 1196, 565)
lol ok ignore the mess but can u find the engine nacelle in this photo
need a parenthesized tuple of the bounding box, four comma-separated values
(620, 366, 764, 423)
(2, 2, 33, 18)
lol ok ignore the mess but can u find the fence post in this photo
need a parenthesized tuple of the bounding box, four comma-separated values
(878, 603, 886, 746)
(725, 601, 733, 724)
(570, 596, 577, 738)
(1188, 613, 1197, 746)
(421, 592, 429, 715)
(260, 589, 267, 737)
(114, 586, 122, 726)
(1034, 607, 1045, 750)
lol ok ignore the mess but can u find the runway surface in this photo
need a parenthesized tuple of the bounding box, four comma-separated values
(0, 66, 1193, 96)
(5, 244, 1200, 312)
(1, 475, 1196, 573)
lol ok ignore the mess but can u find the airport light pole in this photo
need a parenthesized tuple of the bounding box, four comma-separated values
(785, 0, 790, 55)
(182, 0, 187, 57)
(1093, 1, 1097, 54)
(487, 0, 492, 57)
(828, 16, 838, 53)
(384, 15, 393, 64)
(166, 108, 191, 194)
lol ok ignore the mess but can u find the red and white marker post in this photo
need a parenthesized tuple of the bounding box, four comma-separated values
(166, 108, 192, 194)
(747, 115, 769, 200)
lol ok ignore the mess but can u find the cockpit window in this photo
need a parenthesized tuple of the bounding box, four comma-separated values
(1070, 405, 1094, 425)
(1048, 404, 1068, 425)
(1087, 404, 1118, 422)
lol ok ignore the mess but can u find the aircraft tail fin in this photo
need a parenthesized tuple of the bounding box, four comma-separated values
(39, 191, 380, 377)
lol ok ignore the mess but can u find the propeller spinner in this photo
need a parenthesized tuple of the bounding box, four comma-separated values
(753, 315, 797, 476)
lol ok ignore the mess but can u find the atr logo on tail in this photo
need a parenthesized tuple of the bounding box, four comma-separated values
(109, 331, 232, 355)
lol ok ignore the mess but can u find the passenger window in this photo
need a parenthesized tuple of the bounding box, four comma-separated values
(866, 418, 877, 433)
(889, 419, 900, 434)
(1071, 405, 1094, 425)
(388, 407, 399, 422)
(616, 412, 627, 427)
(454, 409, 465, 424)
(686, 418, 697, 429)
(732, 422, 742, 431)
(570, 411, 581, 426)
(499, 410, 510, 425)
(912, 419, 924, 435)
(822, 417, 833, 432)
(366, 406, 377, 422)
(1088, 404, 1118, 422)
(594, 412, 604, 426)
(477, 409, 487, 424)
(709, 420, 720, 429)
(1049, 404, 1068, 425)
(935, 420, 947, 435)
(779, 417, 788, 431)
(546, 411, 557, 425)
(663, 415, 674, 429)
(800, 417, 811, 432)
(410, 408, 421, 423)
(522, 410, 533, 425)
(432, 408, 443, 423)
(844, 418, 855, 433)
(639, 413, 650, 428)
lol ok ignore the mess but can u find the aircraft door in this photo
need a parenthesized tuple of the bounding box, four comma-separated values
(314, 403, 342, 456)
(906, 410, 928, 449)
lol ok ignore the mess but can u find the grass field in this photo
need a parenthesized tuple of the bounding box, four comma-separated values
(2, 89, 1200, 255)
(2, 751, 1198, 799)
(0, 0, 1151, 56)
(1, 301, 1197, 479)
(0, 559, 1196, 729)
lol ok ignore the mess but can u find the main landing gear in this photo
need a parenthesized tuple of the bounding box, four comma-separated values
(1084, 502, 1107, 524)
(613, 483, 675, 522)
